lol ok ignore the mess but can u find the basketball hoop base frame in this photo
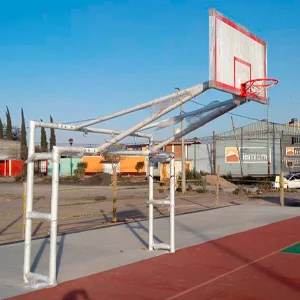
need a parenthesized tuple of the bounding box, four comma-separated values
(240, 78, 278, 101)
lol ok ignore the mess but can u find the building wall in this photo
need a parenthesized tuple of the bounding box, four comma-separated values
(281, 135, 300, 173)
(187, 144, 213, 174)
(0, 140, 21, 158)
(160, 160, 192, 181)
(0, 160, 24, 176)
(48, 157, 82, 176)
(119, 156, 146, 174)
(165, 145, 183, 159)
(83, 156, 104, 174)
(83, 155, 147, 175)
(215, 138, 281, 176)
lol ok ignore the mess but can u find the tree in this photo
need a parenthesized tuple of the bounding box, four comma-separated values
(49, 115, 56, 151)
(6, 106, 13, 140)
(20, 108, 28, 160)
(0, 118, 3, 139)
(40, 119, 48, 152)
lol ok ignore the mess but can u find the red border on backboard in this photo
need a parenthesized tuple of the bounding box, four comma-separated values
(210, 9, 267, 103)
(234, 57, 251, 89)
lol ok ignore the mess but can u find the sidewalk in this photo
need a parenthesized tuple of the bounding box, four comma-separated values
(1, 205, 300, 299)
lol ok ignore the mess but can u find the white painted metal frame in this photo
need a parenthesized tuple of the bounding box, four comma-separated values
(148, 153, 175, 253)
(23, 83, 245, 287)
(23, 82, 209, 287)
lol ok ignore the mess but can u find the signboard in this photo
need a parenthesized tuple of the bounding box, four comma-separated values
(225, 147, 269, 164)
(286, 147, 300, 156)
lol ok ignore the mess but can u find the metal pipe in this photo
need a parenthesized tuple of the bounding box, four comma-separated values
(151, 99, 241, 153)
(84, 127, 152, 139)
(23, 120, 36, 282)
(33, 120, 76, 130)
(98, 82, 209, 153)
(75, 85, 202, 129)
(27, 211, 51, 220)
(26, 153, 53, 163)
(181, 103, 186, 194)
(49, 147, 60, 285)
(55, 146, 97, 156)
(31, 120, 152, 139)
(140, 99, 232, 131)
(148, 199, 171, 205)
(148, 159, 154, 251)
(104, 149, 150, 156)
(169, 156, 175, 253)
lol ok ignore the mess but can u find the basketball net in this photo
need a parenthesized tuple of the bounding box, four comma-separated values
(240, 78, 278, 100)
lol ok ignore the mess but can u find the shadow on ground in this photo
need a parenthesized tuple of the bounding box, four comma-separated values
(250, 195, 300, 206)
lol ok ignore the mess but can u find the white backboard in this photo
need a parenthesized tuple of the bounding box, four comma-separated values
(209, 9, 267, 104)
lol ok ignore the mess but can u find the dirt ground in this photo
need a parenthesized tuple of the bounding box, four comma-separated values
(0, 179, 300, 245)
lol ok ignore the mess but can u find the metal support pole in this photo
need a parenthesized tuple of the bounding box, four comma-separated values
(98, 83, 209, 153)
(112, 165, 117, 222)
(280, 171, 284, 206)
(267, 97, 271, 177)
(169, 157, 175, 253)
(70, 155, 73, 176)
(181, 104, 186, 193)
(49, 147, 60, 285)
(22, 182, 27, 240)
(75, 84, 203, 129)
(148, 159, 154, 250)
(212, 131, 216, 174)
(215, 165, 220, 206)
(152, 99, 241, 153)
(231, 116, 243, 177)
(23, 121, 36, 282)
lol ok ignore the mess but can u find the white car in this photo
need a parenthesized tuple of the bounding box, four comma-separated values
(272, 173, 300, 189)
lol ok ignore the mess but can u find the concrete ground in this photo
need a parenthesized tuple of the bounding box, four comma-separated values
(2, 181, 300, 245)
(1, 204, 300, 300)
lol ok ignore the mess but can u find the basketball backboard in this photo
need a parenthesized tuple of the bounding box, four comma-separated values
(209, 9, 268, 104)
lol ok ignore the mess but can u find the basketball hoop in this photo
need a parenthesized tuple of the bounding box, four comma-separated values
(240, 78, 278, 99)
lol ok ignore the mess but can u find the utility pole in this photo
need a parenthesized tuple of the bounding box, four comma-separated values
(231, 116, 243, 177)
(267, 97, 271, 177)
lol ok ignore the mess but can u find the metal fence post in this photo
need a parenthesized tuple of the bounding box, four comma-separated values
(215, 165, 220, 206)
(112, 165, 117, 222)
(22, 182, 27, 240)
(280, 171, 284, 206)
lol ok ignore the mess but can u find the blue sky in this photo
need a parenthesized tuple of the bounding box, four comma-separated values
(0, 0, 299, 145)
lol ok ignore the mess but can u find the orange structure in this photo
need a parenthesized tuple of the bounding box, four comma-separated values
(119, 156, 146, 175)
(82, 156, 104, 175)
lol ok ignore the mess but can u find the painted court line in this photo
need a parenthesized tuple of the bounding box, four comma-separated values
(165, 241, 300, 300)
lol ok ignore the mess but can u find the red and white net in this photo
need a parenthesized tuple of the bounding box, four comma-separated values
(240, 78, 278, 100)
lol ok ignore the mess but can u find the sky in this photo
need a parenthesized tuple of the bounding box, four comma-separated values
(0, 0, 299, 146)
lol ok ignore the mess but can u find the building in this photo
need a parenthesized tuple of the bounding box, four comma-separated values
(0, 140, 24, 176)
(213, 120, 300, 177)
(0, 140, 21, 158)
(125, 137, 201, 180)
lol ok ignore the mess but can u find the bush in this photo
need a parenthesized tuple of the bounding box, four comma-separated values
(135, 161, 145, 172)
(74, 161, 88, 178)
(177, 168, 207, 191)
(222, 172, 232, 180)
(15, 171, 26, 182)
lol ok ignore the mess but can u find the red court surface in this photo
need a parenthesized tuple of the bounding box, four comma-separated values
(8, 216, 300, 300)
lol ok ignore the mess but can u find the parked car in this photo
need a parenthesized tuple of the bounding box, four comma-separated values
(272, 173, 300, 189)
